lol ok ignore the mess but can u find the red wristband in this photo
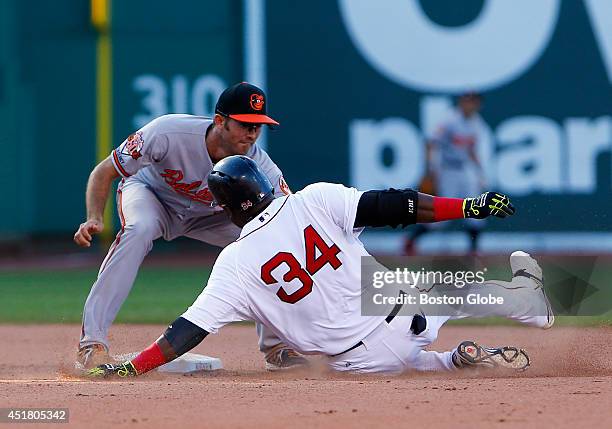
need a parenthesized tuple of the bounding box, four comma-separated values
(131, 342, 168, 375)
(433, 197, 465, 222)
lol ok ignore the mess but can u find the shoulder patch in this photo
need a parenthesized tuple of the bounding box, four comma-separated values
(123, 132, 144, 160)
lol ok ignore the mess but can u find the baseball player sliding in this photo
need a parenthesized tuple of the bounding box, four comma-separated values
(74, 83, 305, 371)
(88, 156, 554, 377)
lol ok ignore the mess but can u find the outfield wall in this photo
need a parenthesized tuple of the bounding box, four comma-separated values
(1, 1, 611, 251)
(0, 0, 242, 237)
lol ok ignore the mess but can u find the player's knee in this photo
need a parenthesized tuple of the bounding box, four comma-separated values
(411, 323, 439, 347)
(123, 220, 162, 241)
(421, 328, 438, 345)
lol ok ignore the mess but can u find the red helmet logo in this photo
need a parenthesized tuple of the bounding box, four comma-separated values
(250, 94, 264, 111)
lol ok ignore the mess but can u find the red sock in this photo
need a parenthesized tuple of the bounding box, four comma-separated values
(130, 342, 168, 375)
(433, 197, 465, 222)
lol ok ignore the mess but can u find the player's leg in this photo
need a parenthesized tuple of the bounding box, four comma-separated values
(466, 220, 483, 254)
(79, 180, 171, 366)
(437, 167, 486, 254)
(327, 314, 529, 373)
(329, 314, 530, 373)
(403, 315, 456, 371)
(437, 251, 553, 328)
(403, 224, 430, 255)
(331, 253, 551, 375)
(182, 211, 241, 247)
(405, 252, 550, 372)
(327, 315, 452, 373)
(400, 315, 530, 372)
(182, 215, 308, 370)
(464, 168, 485, 254)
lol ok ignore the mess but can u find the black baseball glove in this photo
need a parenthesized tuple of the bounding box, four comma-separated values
(463, 192, 515, 219)
(87, 361, 138, 378)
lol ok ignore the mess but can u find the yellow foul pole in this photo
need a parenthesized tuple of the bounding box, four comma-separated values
(92, 0, 114, 245)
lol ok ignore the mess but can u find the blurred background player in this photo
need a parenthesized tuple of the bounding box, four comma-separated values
(405, 91, 487, 255)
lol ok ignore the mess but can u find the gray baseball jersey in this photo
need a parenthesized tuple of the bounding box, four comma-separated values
(81, 114, 289, 351)
(111, 114, 287, 218)
(430, 109, 484, 203)
(430, 109, 484, 171)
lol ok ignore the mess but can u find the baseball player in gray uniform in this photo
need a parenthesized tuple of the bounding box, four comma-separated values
(405, 91, 486, 254)
(74, 82, 304, 370)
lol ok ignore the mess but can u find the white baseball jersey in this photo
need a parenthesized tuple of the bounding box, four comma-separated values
(182, 183, 388, 356)
(110, 114, 287, 219)
(430, 109, 485, 170)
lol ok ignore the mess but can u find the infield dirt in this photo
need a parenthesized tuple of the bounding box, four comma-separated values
(1, 324, 611, 429)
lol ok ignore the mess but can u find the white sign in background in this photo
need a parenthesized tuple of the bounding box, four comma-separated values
(342, 0, 612, 196)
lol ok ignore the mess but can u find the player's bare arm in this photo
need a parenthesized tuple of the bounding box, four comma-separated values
(73, 156, 120, 247)
(354, 189, 515, 228)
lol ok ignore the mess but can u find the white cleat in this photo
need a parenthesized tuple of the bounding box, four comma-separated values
(452, 340, 530, 371)
(510, 251, 554, 329)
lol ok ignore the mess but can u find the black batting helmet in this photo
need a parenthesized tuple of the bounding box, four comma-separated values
(207, 155, 275, 227)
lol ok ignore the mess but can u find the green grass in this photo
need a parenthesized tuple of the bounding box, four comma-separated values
(447, 316, 612, 327)
(0, 264, 610, 326)
(0, 267, 211, 324)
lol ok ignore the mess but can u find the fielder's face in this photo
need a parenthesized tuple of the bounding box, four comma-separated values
(220, 116, 263, 155)
(458, 97, 481, 118)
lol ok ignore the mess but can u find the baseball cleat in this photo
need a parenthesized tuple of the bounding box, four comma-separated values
(452, 340, 530, 371)
(264, 346, 309, 371)
(76, 343, 111, 369)
(510, 251, 555, 329)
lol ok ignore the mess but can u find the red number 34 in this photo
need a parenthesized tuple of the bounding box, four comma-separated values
(260, 225, 342, 304)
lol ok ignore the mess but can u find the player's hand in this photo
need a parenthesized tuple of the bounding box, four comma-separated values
(463, 192, 515, 219)
(87, 362, 138, 378)
(74, 219, 105, 247)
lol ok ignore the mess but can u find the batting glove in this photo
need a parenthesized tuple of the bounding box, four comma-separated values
(463, 192, 515, 219)
(87, 361, 138, 378)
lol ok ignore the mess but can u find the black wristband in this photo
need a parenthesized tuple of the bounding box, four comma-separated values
(354, 189, 419, 228)
(163, 317, 209, 357)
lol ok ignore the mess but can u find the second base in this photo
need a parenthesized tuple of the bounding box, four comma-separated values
(113, 352, 223, 374)
(158, 352, 223, 373)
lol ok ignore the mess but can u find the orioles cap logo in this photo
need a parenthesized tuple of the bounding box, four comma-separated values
(250, 94, 264, 111)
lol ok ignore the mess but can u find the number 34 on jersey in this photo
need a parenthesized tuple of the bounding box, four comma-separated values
(260, 225, 343, 304)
